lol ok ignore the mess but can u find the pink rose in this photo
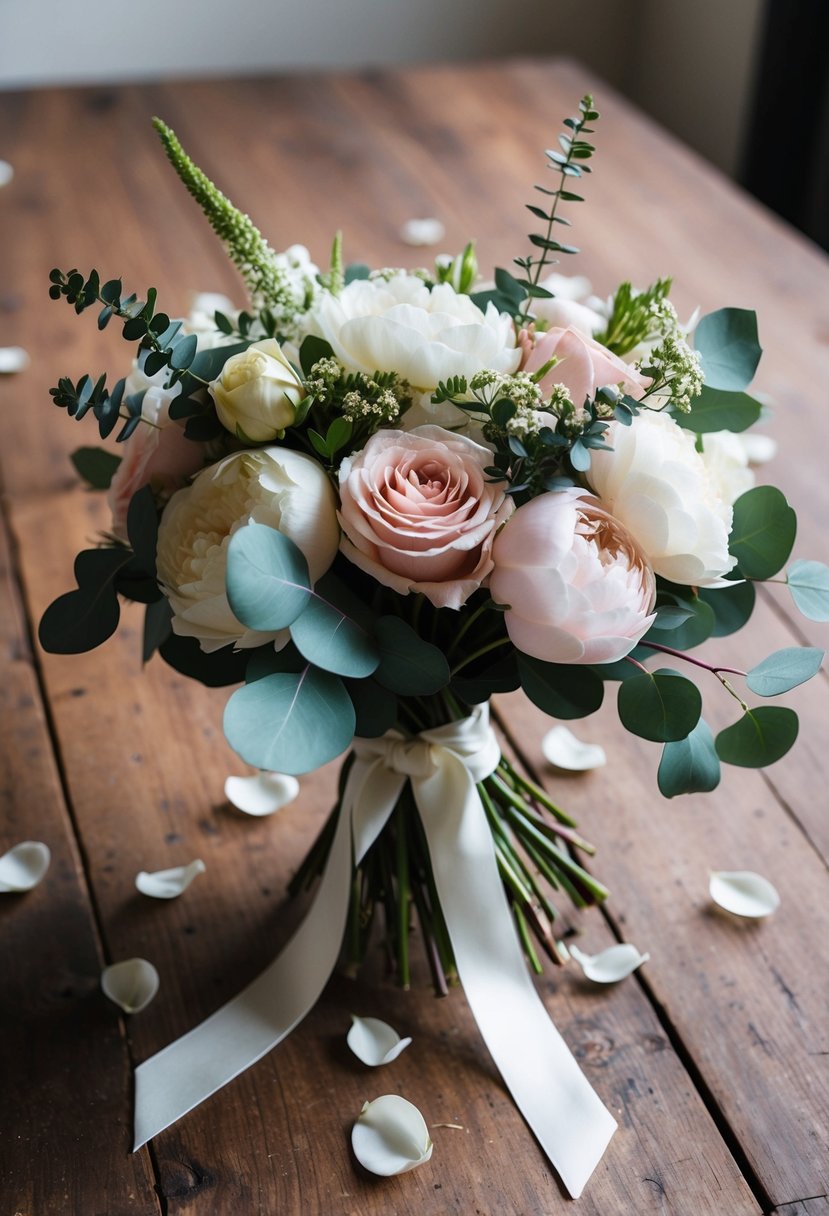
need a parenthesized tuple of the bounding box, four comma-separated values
(490, 489, 656, 664)
(522, 326, 649, 406)
(338, 425, 513, 609)
(107, 386, 205, 540)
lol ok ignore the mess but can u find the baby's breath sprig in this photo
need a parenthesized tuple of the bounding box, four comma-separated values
(301, 357, 411, 462)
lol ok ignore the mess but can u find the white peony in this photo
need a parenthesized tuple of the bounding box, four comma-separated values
(587, 410, 737, 586)
(699, 430, 755, 506)
(306, 273, 520, 392)
(156, 447, 339, 653)
(526, 272, 607, 336)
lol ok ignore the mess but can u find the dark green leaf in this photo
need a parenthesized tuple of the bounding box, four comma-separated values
(730, 486, 796, 578)
(299, 334, 335, 375)
(517, 655, 604, 719)
(126, 485, 159, 576)
(745, 647, 823, 697)
(246, 642, 307, 681)
(344, 677, 398, 737)
(374, 617, 450, 695)
(159, 632, 248, 687)
(676, 385, 762, 434)
(223, 667, 355, 774)
(715, 706, 798, 767)
(452, 652, 520, 704)
(617, 668, 702, 742)
(70, 447, 121, 490)
(699, 580, 756, 636)
(694, 308, 762, 391)
(169, 333, 198, 370)
(658, 718, 721, 797)
(142, 597, 173, 662)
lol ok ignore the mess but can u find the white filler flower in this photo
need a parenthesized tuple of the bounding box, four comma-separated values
(156, 447, 339, 652)
(588, 410, 737, 585)
(308, 272, 519, 392)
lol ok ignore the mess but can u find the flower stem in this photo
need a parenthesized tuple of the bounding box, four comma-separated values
(639, 639, 746, 678)
(449, 635, 511, 676)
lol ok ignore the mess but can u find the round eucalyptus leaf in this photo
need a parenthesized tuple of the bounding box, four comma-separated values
(786, 559, 829, 622)
(224, 667, 355, 775)
(226, 522, 311, 631)
(715, 706, 799, 768)
(345, 678, 398, 737)
(617, 668, 702, 742)
(657, 718, 721, 797)
(729, 486, 796, 579)
(374, 617, 449, 695)
(699, 580, 756, 637)
(517, 654, 604, 720)
(745, 647, 823, 697)
(291, 593, 380, 678)
(39, 583, 121, 655)
(694, 308, 761, 392)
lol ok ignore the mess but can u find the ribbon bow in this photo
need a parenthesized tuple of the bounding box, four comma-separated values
(133, 704, 615, 1197)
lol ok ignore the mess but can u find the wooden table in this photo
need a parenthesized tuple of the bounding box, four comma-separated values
(1, 59, 827, 1216)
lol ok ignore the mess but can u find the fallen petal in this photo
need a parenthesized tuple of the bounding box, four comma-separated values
(347, 1015, 413, 1067)
(0, 347, 30, 374)
(569, 942, 649, 983)
(101, 958, 159, 1013)
(0, 841, 51, 892)
(352, 1094, 433, 1176)
(399, 217, 445, 247)
(0, 161, 13, 187)
(709, 870, 780, 918)
(135, 859, 206, 899)
(225, 771, 300, 816)
(542, 725, 606, 772)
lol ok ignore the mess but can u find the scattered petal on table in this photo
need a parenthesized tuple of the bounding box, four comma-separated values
(0, 841, 51, 893)
(709, 870, 780, 918)
(225, 771, 300, 816)
(399, 217, 445, 246)
(542, 725, 606, 772)
(352, 1094, 433, 1176)
(740, 433, 777, 465)
(135, 859, 206, 899)
(568, 942, 649, 983)
(347, 1015, 413, 1067)
(101, 958, 160, 1013)
(0, 161, 13, 187)
(0, 347, 30, 374)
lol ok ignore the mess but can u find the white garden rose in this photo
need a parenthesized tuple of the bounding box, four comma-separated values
(209, 339, 304, 442)
(587, 409, 737, 585)
(307, 273, 520, 392)
(156, 447, 339, 652)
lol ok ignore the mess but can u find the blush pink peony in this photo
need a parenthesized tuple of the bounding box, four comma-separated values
(490, 489, 656, 664)
(522, 325, 649, 406)
(337, 425, 513, 609)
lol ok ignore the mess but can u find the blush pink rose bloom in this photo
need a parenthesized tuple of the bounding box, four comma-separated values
(338, 425, 513, 610)
(522, 325, 650, 405)
(490, 489, 656, 664)
(107, 385, 204, 540)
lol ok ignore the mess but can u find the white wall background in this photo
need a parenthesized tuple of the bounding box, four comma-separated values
(0, 0, 764, 175)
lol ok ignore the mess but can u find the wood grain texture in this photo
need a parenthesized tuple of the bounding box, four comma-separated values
(2, 56, 828, 1215)
(773, 1203, 829, 1216)
(0, 515, 158, 1214)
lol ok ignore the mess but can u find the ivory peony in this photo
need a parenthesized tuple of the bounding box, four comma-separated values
(522, 326, 649, 406)
(338, 425, 513, 609)
(490, 490, 656, 664)
(587, 410, 737, 585)
(156, 447, 339, 652)
(308, 273, 520, 392)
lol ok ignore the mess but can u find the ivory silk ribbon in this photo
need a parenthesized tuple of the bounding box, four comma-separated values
(133, 703, 615, 1198)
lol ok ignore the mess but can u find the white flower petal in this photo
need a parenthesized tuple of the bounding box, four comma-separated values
(0, 346, 30, 374)
(399, 218, 446, 246)
(135, 859, 206, 899)
(101, 958, 159, 1013)
(0, 841, 50, 892)
(542, 725, 607, 772)
(224, 772, 300, 816)
(347, 1015, 413, 1067)
(352, 1095, 433, 1176)
(739, 433, 778, 465)
(709, 870, 780, 918)
(0, 161, 13, 187)
(569, 942, 649, 983)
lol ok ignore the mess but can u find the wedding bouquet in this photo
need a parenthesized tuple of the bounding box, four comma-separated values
(39, 97, 825, 1194)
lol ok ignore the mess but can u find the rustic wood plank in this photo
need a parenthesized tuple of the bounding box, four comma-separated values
(773, 1200, 829, 1216)
(11, 486, 763, 1214)
(0, 512, 159, 1214)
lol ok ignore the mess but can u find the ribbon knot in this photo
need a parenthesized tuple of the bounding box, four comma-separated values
(383, 737, 437, 780)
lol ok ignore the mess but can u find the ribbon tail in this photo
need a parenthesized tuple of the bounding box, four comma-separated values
(414, 755, 616, 1198)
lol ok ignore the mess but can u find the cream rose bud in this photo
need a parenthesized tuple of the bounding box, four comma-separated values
(490, 490, 656, 665)
(338, 425, 513, 610)
(587, 409, 737, 586)
(156, 447, 339, 653)
(209, 339, 304, 442)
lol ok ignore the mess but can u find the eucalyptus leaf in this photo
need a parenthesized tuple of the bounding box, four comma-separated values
(290, 592, 379, 678)
(657, 718, 721, 797)
(675, 385, 762, 434)
(694, 308, 761, 391)
(344, 678, 398, 737)
(71, 446, 121, 490)
(617, 668, 702, 743)
(699, 580, 756, 637)
(745, 647, 823, 697)
(159, 632, 248, 687)
(729, 486, 796, 579)
(715, 706, 798, 767)
(223, 667, 355, 774)
(786, 559, 829, 622)
(374, 617, 449, 695)
(226, 522, 311, 631)
(142, 597, 173, 662)
(126, 485, 159, 576)
(517, 655, 604, 720)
